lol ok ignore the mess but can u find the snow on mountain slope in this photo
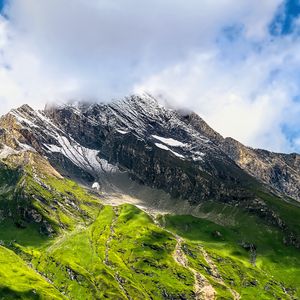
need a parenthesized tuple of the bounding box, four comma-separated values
(45, 95, 226, 166)
(40, 96, 261, 206)
(0, 144, 19, 159)
(152, 135, 187, 147)
(44, 136, 117, 174)
(0, 104, 118, 182)
(154, 142, 185, 159)
(1, 94, 300, 204)
(0, 96, 250, 203)
(1, 95, 300, 250)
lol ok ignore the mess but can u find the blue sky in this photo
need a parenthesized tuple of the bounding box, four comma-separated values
(270, 0, 300, 35)
(269, 0, 300, 150)
(0, 0, 300, 153)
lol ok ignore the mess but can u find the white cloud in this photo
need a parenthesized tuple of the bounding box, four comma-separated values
(135, 35, 300, 152)
(2, 0, 300, 153)
(0, 0, 282, 106)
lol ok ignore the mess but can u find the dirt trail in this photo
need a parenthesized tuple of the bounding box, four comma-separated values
(104, 207, 118, 266)
(199, 247, 240, 300)
(163, 217, 240, 300)
(173, 236, 216, 300)
(103, 207, 132, 300)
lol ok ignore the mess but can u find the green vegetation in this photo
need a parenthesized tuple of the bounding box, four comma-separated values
(162, 209, 300, 299)
(0, 154, 299, 299)
(0, 246, 63, 299)
(26, 205, 194, 299)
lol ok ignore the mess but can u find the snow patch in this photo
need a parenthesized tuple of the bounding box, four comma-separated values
(10, 111, 39, 128)
(44, 144, 61, 153)
(191, 151, 205, 162)
(152, 135, 187, 147)
(35, 111, 64, 134)
(0, 143, 35, 159)
(0, 145, 18, 159)
(117, 129, 128, 135)
(18, 142, 36, 152)
(155, 143, 185, 159)
(44, 136, 118, 174)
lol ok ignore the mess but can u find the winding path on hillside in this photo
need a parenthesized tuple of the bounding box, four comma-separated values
(199, 247, 240, 300)
(161, 220, 240, 300)
(172, 235, 216, 300)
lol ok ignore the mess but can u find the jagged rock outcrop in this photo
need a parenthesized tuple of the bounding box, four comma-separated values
(180, 111, 300, 201)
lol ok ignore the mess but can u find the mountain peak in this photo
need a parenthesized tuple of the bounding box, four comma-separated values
(1, 96, 300, 201)
(16, 103, 35, 112)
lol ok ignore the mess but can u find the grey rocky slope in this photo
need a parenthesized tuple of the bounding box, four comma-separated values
(0, 94, 300, 248)
(181, 112, 300, 201)
(8, 96, 258, 198)
(0, 94, 299, 204)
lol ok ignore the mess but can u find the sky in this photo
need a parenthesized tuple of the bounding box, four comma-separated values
(0, 0, 300, 153)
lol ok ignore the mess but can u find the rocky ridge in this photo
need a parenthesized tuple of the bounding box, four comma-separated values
(0, 95, 299, 244)
(181, 112, 300, 201)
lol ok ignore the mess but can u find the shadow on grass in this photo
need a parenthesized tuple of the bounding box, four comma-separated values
(0, 287, 41, 300)
(0, 220, 50, 248)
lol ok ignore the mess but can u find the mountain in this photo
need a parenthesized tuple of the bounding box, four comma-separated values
(181, 112, 300, 201)
(0, 94, 299, 299)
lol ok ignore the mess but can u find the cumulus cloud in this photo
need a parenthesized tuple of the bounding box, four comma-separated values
(0, 0, 281, 105)
(1, 0, 300, 152)
(135, 35, 300, 152)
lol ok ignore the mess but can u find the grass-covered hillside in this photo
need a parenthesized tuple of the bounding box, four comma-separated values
(0, 152, 299, 299)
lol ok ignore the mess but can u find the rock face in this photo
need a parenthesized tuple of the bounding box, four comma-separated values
(0, 94, 299, 205)
(180, 112, 300, 201)
(222, 139, 300, 201)
(0, 96, 300, 203)
(0, 94, 300, 247)
(1, 95, 256, 204)
(1, 95, 300, 300)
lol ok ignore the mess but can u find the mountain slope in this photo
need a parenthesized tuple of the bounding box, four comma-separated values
(0, 246, 63, 299)
(0, 157, 298, 299)
(0, 154, 298, 299)
(0, 95, 299, 299)
(3, 95, 297, 244)
(181, 112, 300, 201)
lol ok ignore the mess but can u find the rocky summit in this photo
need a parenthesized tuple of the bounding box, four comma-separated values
(0, 94, 299, 299)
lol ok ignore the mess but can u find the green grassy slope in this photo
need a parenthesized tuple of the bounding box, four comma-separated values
(4, 201, 299, 300)
(0, 246, 64, 299)
(0, 153, 299, 299)
(27, 205, 195, 299)
(162, 208, 300, 299)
